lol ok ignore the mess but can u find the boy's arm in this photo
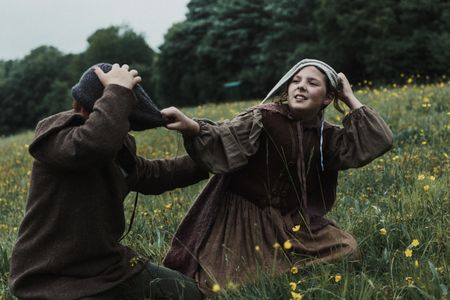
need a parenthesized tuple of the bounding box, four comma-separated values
(29, 64, 141, 170)
(133, 155, 209, 195)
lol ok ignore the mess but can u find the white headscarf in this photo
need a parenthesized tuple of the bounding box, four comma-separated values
(262, 58, 339, 103)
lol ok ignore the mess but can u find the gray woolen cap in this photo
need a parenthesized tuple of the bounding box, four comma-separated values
(71, 63, 167, 131)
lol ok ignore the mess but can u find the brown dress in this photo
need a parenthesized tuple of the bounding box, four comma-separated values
(164, 103, 393, 296)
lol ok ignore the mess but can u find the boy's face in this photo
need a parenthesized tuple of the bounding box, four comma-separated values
(287, 66, 332, 120)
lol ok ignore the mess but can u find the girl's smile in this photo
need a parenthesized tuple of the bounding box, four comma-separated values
(287, 66, 332, 120)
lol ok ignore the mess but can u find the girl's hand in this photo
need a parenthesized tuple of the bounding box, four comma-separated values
(337, 73, 363, 110)
(161, 106, 200, 136)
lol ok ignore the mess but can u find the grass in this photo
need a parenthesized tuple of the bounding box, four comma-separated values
(0, 78, 449, 299)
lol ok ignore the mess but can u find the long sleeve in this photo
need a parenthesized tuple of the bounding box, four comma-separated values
(183, 109, 264, 174)
(133, 155, 209, 195)
(29, 85, 135, 170)
(324, 106, 393, 170)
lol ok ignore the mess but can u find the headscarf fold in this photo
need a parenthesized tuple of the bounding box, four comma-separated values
(262, 58, 339, 103)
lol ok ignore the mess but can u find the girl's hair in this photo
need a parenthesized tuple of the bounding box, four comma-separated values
(276, 66, 345, 114)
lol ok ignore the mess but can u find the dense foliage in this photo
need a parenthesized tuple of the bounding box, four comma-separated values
(0, 0, 449, 135)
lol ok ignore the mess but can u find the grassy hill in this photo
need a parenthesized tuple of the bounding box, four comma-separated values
(1, 79, 449, 299)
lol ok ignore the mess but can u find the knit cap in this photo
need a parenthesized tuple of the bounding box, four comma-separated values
(262, 58, 339, 102)
(71, 63, 167, 131)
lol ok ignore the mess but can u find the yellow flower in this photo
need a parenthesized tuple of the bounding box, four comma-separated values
(164, 203, 172, 209)
(407, 78, 413, 84)
(273, 242, 281, 249)
(290, 291, 303, 300)
(405, 249, 413, 257)
(129, 256, 139, 267)
(423, 185, 430, 192)
(289, 282, 297, 291)
(292, 225, 301, 232)
(411, 239, 420, 247)
(291, 266, 299, 274)
(415, 260, 420, 268)
(405, 276, 414, 285)
(379, 228, 387, 236)
(429, 175, 436, 181)
(226, 281, 238, 289)
(212, 283, 221, 293)
(255, 245, 260, 252)
(334, 274, 342, 283)
(417, 174, 425, 180)
(284, 240, 293, 250)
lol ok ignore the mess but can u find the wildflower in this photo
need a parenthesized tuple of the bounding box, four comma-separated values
(273, 242, 281, 249)
(290, 291, 302, 300)
(436, 266, 444, 273)
(290, 266, 299, 274)
(405, 276, 414, 285)
(411, 239, 420, 247)
(292, 225, 301, 232)
(129, 257, 139, 267)
(379, 228, 387, 236)
(392, 155, 400, 161)
(226, 281, 238, 289)
(423, 185, 430, 192)
(407, 78, 413, 84)
(429, 175, 436, 181)
(421, 140, 428, 145)
(164, 203, 172, 209)
(335, 274, 342, 283)
(417, 174, 425, 180)
(405, 249, 413, 257)
(255, 245, 260, 252)
(289, 282, 297, 291)
(284, 240, 293, 250)
(212, 283, 221, 293)
(415, 260, 420, 268)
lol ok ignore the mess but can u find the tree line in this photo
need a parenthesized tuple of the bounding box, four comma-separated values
(0, 0, 448, 135)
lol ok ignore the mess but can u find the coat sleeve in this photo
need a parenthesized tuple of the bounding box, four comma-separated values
(183, 109, 264, 174)
(324, 106, 393, 170)
(29, 85, 135, 170)
(133, 155, 209, 195)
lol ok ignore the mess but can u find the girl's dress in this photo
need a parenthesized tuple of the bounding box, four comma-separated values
(163, 103, 393, 296)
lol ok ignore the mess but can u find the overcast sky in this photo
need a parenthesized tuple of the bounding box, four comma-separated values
(0, 0, 190, 60)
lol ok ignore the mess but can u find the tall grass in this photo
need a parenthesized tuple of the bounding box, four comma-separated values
(0, 79, 449, 299)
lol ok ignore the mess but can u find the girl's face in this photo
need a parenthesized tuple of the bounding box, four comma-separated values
(287, 66, 332, 120)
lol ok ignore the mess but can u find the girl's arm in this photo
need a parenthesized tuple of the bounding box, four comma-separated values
(161, 107, 263, 174)
(337, 72, 363, 111)
(324, 74, 393, 170)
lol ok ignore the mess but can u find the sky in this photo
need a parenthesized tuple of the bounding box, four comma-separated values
(0, 0, 190, 60)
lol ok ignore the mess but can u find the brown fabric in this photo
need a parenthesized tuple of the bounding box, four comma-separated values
(163, 103, 393, 294)
(195, 191, 360, 296)
(9, 84, 208, 300)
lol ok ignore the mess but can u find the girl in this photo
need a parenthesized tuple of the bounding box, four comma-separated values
(161, 59, 393, 297)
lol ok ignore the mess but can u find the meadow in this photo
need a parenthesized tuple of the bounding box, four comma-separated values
(0, 77, 449, 299)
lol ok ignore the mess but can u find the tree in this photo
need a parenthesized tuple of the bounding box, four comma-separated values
(80, 26, 156, 98)
(157, 0, 219, 105)
(0, 46, 71, 135)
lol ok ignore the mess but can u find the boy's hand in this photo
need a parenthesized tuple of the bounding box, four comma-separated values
(337, 72, 363, 110)
(94, 63, 141, 90)
(161, 107, 200, 136)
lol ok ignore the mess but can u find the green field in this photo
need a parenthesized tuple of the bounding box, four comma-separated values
(1, 79, 449, 299)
